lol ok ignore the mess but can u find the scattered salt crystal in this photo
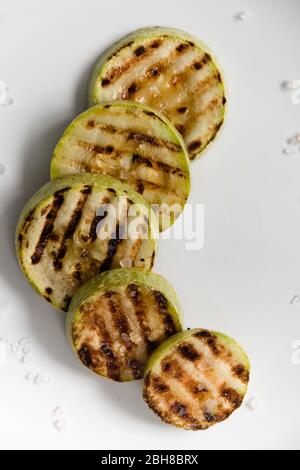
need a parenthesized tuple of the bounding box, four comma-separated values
(0, 81, 14, 106)
(120, 258, 133, 268)
(287, 133, 300, 145)
(10, 343, 19, 354)
(52, 407, 64, 418)
(282, 147, 295, 156)
(282, 80, 300, 90)
(22, 346, 31, 355)
(290, 295, 300, 306)
(33, 373, 49, 385)
(0, 164, 6, 176)
(246, 396, 262, 411)
(18, 337, 32, 346)
(236, 11, 248, 21)
(33, 374, 43, 385)
(25, 372, 33, 381)
(20, 355, 31, 364)
(53, 419, 66, 432)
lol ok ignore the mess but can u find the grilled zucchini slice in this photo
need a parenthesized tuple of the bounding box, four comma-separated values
(16, 174, 158, 312)
(50, 101, 190, 232)
(144, 328, 250, 430)
(88, 26, 226, 161)
(66, 269, 183, 381)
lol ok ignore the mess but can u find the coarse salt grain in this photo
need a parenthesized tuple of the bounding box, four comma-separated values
(52, 407, 64, 418)
(246, 396, 262, 411)
(236, 11, 248, 21)
(282, 148, 295, 156)
(290, 295, 300, 306)
(20, 355, 31, 364)
(282, 80, 300, 90)
(53, 419, 66, 432)
(18, 337, 32, 346)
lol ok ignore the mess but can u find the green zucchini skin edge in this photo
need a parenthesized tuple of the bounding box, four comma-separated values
(15, 174, 159, 312)
(145, 328, 250, 384)
(66, 268, 184, 373)
(87, 26, 227, 161)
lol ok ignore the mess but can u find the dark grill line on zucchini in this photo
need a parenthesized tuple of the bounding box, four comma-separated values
(103, 41, 193, 85)
(152, 291, 176, 335)
(53, 187, 91, 271)
(31, 189, 67, 265)
(104, 291, 144, 379)
(126, 284, 155, 354)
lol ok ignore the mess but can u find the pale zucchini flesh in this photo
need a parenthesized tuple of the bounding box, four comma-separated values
(16, 174, 158, 312)
(144, 328, 250, 430)
(88, 27, 226, 161)
(66, 269, 184, 381)
(51, 102, 190, 232)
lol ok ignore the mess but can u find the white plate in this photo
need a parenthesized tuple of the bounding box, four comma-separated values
(0, 0, 300, 450)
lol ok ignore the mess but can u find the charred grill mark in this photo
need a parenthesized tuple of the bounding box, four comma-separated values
(178, 343, 201, 362)
(63, 295, 72, 310)
(86, 312, 121, 381)
(22, 209, 35, 235)
(232, 364, 249, 384)
(149, 66, 160, 77)
(150, 40, 161, 48)
(134, 45, 146, 57)
(89, 209, 109, 242)
(124, 82, 138, 98)
(31, 190, 66, 265)
(171, 401, 187, 417)
(177, 106, 188, 114)
(45, 287, 53, 296)
(203, 411, 216, 423)
(193, 330, 220, 356)
(221, 386, 243, 408)
(99, 344, 121, 381)
(187, 140, 202, 153)
(176, 124, 186, 135)
(151, 375, 169, 393)
(128, 359, 143, 379)
(222, 96, 227, 105)
(78, 345, 93, 367)
(53, 190, 90, 271)
(126, 284, 153, 353)
(103, 42, 162, 84)
(152, 291, 176, 335)
(86, 120, 95, 129)
(99, 224, 123, 273)
(176, 43, 189, 53)
(127, 131, 181, 153)
(135, 180, 145, 194)
(132, 154, 152, 167)
(101, 78, 111, 87)
(105, 291, 132, 347)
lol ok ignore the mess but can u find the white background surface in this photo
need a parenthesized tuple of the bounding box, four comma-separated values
(0, 0, 300, 450)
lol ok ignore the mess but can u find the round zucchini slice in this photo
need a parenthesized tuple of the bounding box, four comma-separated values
(16, 174, 159, 312)
(144, 329, 250, 430)
(51, 101, 190, 232)
(66, 269, 183, 381)
(88, 27, 226, 161)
